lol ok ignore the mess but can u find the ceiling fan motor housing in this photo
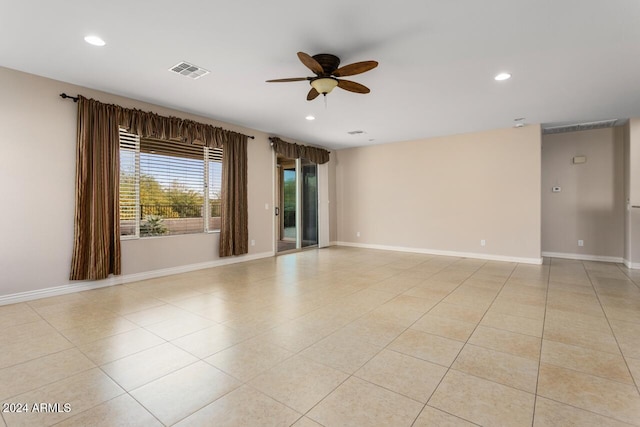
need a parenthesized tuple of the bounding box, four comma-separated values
(312, 54, 341, 75)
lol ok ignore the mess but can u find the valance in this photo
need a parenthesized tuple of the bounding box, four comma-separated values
(78, 95, 250, 147)
(269, 137, 330, 164)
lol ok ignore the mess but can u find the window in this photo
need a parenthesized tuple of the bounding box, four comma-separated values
(119, 129, 222, 238)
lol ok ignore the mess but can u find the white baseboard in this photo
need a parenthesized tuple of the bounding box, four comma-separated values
(0, 251, 275, 306)
(623, 259, 640, 269)
(0, 280, 119, 307)
(336, 241, 543, 265)
(542, 251, 624, 264)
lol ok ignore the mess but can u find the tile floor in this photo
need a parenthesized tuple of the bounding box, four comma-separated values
(1, 247, 640, 426)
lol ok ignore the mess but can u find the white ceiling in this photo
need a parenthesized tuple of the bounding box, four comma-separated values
(2, 1, 640, 150)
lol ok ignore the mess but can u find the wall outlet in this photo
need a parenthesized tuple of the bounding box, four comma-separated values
(265, 203, 269, 210)
(480, 239, 486, 247)
(251, 239, 255, 246)
(356, 231, 361, 237)
(578, 240, 584, 247)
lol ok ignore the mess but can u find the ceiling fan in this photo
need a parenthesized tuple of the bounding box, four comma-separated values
(267, 52, 378, 101)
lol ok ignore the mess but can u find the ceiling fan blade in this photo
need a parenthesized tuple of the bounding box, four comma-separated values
(337, 79, 371, 94)
(266, 77, 310, 82)
(333, 61, 378, 77)
(297, 52, 324, 75)
(307, 87, 320, 101)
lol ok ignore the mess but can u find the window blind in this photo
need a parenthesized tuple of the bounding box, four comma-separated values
(207, 147, 223, 232)
(119, 129, 222, 237)
(119, 129, 140, 237)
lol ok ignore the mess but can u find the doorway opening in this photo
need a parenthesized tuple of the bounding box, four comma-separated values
(276, 155, 318, 253)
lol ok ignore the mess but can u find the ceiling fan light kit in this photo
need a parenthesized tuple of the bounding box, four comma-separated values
(267, 51, 378, 101)
(310, 78, 338, 95)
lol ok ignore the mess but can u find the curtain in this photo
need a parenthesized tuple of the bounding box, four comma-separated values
(70, 96, 122, 280)
(270, 137, 330, 164)
(70, 95, 252, 279)
(219, 131, 249, 257)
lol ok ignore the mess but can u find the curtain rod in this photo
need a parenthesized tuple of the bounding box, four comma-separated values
(59, 93, 255, 139)
(60, 93, 79, 102)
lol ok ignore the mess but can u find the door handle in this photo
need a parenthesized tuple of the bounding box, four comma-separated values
(275, 207, 279, 216)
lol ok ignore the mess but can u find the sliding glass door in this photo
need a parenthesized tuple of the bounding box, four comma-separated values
(276, 156, 318, 253)
(301, 159, 318, 248)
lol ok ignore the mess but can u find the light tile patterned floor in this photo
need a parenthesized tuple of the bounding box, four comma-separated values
(1, 247, 640, 426)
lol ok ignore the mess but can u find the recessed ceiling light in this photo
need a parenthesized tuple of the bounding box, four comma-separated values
(494, 72, 511, 81)
(305, 115, 315, 121)
(84, 35, 106, 46)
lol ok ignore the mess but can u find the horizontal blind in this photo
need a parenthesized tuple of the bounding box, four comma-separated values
(139, 138, 205, 236)
(119, 132, 222, 237)
(119, 129, 139, 237)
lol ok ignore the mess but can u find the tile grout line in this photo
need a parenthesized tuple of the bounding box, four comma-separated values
(274, 256, 454, 357)
(1, 250, 352, 426)
(158, 254, 445, 425)
(39, 294, 268, 426)
(532, 260, 640, 426)
(406, 261, 498, 426)
(295, 256, 461, 424)
(93, 356, 198, 426)
(47, 393, 164, 427)
(530, 256, 552, 427)
(2, 299, 170, 426)
(161, 382, 244, 426)
(290, 257, 483, 426)
(533, 395, 640, 427)
(539, 260, 640, 424)
(416, 261, 526, 426)
(6, 249, 635, 427)
(582, 261, 640, 397)
(0, 257, 428, 427)
(0, 349, 96, 402)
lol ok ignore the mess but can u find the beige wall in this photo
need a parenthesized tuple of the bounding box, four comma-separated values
(624, 123, 631, 263)
(328, 151, 338, 243)
(629, 119, 640, 206)
(541, 128, 625, 259)
(335, 125, 542, 261)
(626, 119, 640, 266)
(0, 67, 278, 297)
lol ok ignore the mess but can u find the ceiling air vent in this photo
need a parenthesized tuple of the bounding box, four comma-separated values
(542, 119, 622, 135)
(169, 61, 210, 79)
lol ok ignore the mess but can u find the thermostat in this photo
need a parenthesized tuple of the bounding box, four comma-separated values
(573, 156, 587, 164)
